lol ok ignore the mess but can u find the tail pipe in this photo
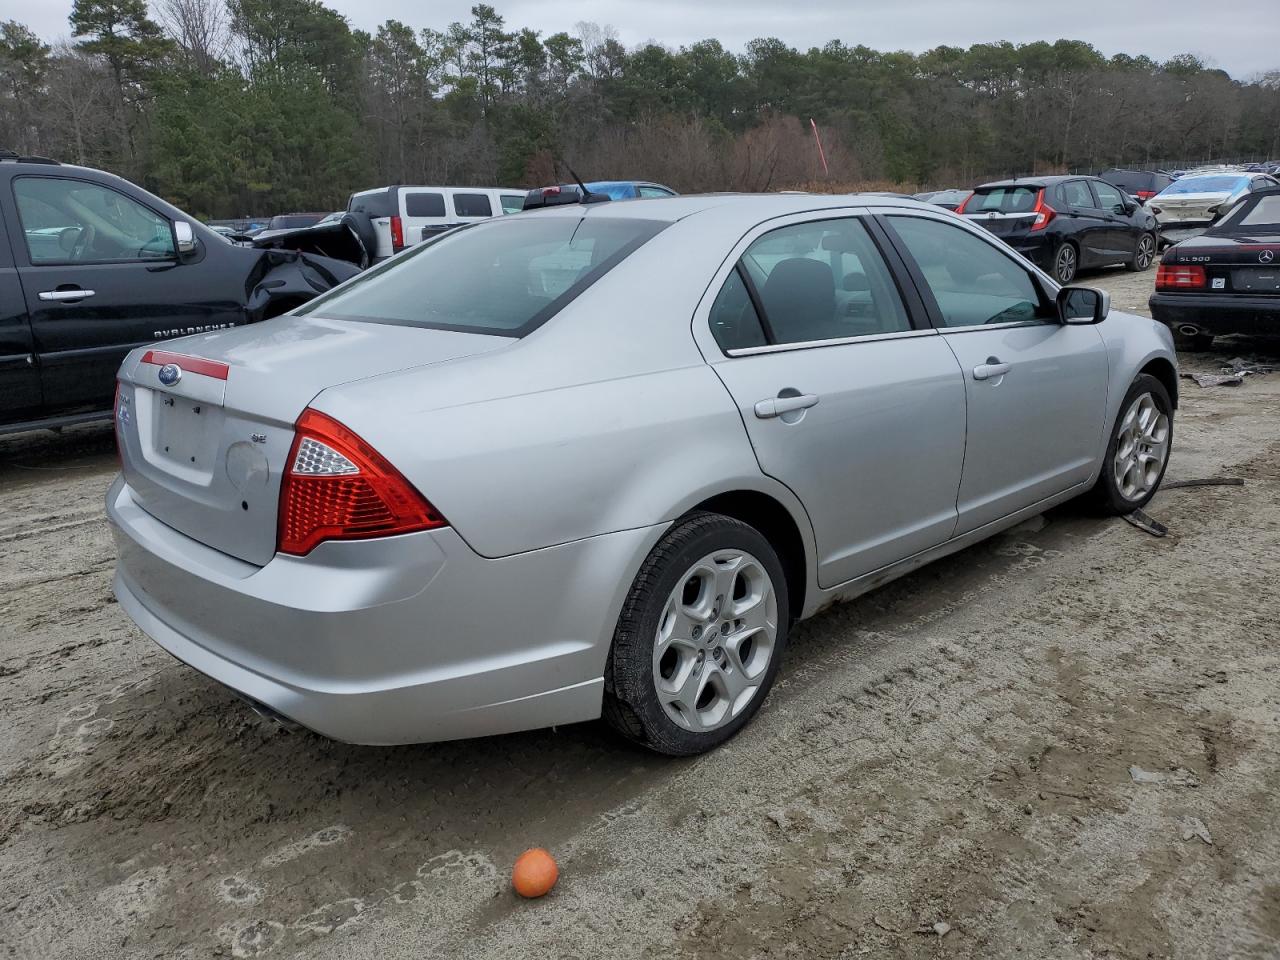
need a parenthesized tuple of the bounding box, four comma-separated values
(1177, 324, 1203, 337)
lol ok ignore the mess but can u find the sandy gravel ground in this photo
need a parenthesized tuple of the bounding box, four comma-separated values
(2, 265, 1278, 960)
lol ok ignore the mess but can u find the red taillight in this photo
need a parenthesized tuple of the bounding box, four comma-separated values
(1030, 190, 1056, 231)
(277, 408, 446, 556)
(542, 185, 562, 196)
(954, 191, 972, 214)
(1155, 264, 1207, 290)
(1136, 190, 1156, 200)
(390, 215, 405, 252)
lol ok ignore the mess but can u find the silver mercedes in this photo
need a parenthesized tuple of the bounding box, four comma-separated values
(108, 194, 1177, 755)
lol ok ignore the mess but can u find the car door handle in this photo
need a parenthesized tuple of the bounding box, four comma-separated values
(754, 393, 819, 419)
(38, 289, 96, 301)
(972, 360, 1011, 381)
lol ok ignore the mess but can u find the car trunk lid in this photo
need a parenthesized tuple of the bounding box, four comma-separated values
(116, 316, 509, 565)
(1164, 233, 1280, 294)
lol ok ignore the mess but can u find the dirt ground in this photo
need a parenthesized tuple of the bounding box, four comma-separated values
(2, 265, 1278, 960)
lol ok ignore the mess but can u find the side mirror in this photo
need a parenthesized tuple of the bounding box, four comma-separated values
(173, 220, 196, 256)
(1058, 285, 1109, 325)
(1121, 202, 1136, 215)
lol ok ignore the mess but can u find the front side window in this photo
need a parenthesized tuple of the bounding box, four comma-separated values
(887, 216, 1050, 328)
(453, 193, 493, 217)
(14, 177, 174, 263)
(297, 216, 667, 337)
(1092, 181, 1126, 212)
(718, 217, 910, 349)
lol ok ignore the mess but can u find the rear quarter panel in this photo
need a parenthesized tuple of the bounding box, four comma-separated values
(313, 210, 799, 560)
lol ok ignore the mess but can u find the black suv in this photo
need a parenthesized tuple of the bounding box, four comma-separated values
(961, 175, 1161, 283)
(0, 154, 360, 435)
(1098, 169, 1175, 203)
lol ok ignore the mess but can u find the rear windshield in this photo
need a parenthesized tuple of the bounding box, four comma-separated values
(1101, 171, 1164, 192)
(1215, 194, 1280, 231)
(967, 186, 1040, 214)
(1161, 176, 1248, 196)
(269, 214, 323, 229)
(297, 216, 668, 337)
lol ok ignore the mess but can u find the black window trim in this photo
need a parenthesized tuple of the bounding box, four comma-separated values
(713, 212, 931, 357)
(11, 173, 179, 267)
(875, 211, 1059, 334)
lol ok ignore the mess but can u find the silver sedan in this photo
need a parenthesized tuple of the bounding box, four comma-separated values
(108, 194, 1177, 755)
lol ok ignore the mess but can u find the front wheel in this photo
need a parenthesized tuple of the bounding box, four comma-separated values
(1089, 373, 1173, 514)
(1126, 232, 1156, 272)
(603, 513, 789, 756)
(1053, 242, 1078, 284)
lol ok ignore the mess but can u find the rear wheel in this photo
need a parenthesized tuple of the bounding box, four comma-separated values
(1126, 232, 1156, 272)
(1088, 373, 1173, 514)
(1053, 242, 1078, 284)
(603, 513, 789, 756)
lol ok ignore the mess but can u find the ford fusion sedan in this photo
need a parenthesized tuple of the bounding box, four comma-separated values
(108, 194, 1178, 755)
(1151, 187, 1280, 349)
(960, 175, 1160, 283)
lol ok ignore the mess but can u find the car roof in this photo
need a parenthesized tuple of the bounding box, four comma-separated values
(976, 175, 1080, 189)
(515, 192, 950, 227)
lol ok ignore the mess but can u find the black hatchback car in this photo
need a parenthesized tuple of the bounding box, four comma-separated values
(961, 175, 1161, 284)
(1150, 187, 1280, 349)
(0, 154, 361, 435)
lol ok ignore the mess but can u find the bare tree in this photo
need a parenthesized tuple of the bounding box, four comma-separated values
(42, 43, 114, 166)
(155, 0, 229, 74)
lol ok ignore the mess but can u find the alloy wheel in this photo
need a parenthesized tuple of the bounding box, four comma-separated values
(1136, 234, 1155, 269)
(1055, 244, 1077, 283)
(1112, 392, 1170, 500)
(651, 549, 778, 733)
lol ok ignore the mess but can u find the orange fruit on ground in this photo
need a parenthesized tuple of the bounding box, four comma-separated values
(511, 848, 559, 898)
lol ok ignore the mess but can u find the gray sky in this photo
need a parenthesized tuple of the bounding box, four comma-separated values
(7, 0, 1278, 81)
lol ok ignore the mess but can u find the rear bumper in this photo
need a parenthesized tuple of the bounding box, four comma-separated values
(1007, 236, 1054, 269)
(1149, 293, 1280, 337)
(107, 477, 662, 744)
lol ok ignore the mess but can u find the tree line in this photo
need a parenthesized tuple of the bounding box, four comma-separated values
(0, 0, 1277, 219)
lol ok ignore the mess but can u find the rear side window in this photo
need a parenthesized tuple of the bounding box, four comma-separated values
(297, 217, 668, 337)
(453, 193, 493, 217)
(887, 216, 1050, 328)
(967, 186, 1039, 214)
(637, 185, 675, 198)
(1218, 194, 1280, 229)
(708, 269, 767, 351)
(714, 217, 910, 350)
(1061, 180, 1095, 208)
(404, 192, 446, 217)
(500, 194, 525, 214)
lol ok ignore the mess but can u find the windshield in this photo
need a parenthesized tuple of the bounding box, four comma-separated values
(1160, 176, 1248, 196)
(297, 215, 668, 337)
(966, 186, 1040, 214)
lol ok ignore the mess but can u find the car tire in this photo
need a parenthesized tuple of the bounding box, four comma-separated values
(1053, 242, 1078, 284)
(1126, 232, 1156, 272)
(602, 512, 790, 756)
(1088, 373, 1173, 515)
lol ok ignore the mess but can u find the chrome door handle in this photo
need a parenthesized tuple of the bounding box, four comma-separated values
(39, 289, 96, 301)
(972, 360, 1011, 381)
(754, 393, 819, 419)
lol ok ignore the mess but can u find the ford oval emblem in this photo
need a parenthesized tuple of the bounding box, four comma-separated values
(1260, 249, 1275, 264)
(157, 363, 182, 386)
